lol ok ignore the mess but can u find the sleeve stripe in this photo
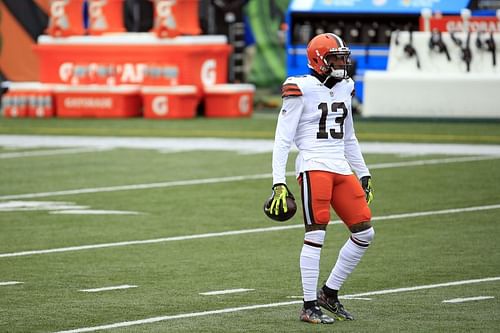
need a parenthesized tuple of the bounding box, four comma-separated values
(282, 91, 303, 98)
(282, 88, 302, 94)
(281, 83, 303, 98)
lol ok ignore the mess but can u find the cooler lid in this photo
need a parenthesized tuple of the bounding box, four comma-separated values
(141, 85, 198, 95)
(53, 84, 141, 93)
(204, 84, 256, 93)
(38, 33, 228, 45)
(7, 82, 52, 91)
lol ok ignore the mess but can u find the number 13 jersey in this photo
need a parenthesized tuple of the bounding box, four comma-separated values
(272, 74, 370, 185)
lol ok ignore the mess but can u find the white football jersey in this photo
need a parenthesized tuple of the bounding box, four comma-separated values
(272, 74, 370, 184)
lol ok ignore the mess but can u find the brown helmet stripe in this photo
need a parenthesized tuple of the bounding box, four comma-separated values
(328, 33, 345, 48)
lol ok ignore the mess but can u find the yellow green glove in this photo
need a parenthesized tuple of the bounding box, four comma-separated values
(361, 176, 374, 205)
(269, 184, 291, 216)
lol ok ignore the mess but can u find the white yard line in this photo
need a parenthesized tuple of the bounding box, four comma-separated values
(2, 135, 500, 156)
(1, 203, 499, 259)
(53, 276, 500, 333)
(0, 147, 109, 159)
(199, 288, 254, 296)
(0, 281, 23, 286)
(1, 155, 499, 201)
(79, 285, 137, 293)
(0, 173, 273, 201)
(442, 296, 495, 303)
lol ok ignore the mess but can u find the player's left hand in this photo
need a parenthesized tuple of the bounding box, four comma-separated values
(360, 176, 374, 205)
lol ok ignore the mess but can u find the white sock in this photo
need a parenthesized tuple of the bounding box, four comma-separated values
(325, 227, 375, 291)
(300, 230, 325, 302)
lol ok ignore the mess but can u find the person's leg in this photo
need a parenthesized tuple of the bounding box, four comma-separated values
(298, 171, 334, 324)
(319, 174, 374, 320)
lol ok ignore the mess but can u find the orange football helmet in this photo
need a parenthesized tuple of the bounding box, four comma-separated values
(306, 33, 351, 79)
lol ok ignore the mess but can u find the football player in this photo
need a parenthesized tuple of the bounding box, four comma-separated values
(268, 33, 375, 324)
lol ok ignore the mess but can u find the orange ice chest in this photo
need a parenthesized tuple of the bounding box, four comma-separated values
(203, 84, 255, 118)
(53, 84, 141, 118)
(141, 85, 199, 119)
(1, 82, 54, 118)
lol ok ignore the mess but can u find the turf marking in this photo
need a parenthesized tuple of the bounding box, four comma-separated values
(50, 210, 141, 215)
(1, 155, 498, 201)
(0, 147, 109, 159)
(2, 135, 500, 155)
(0, 201, 140, 215)
(342, 296, 373, 301)
(442, 296, 495, 303)
(1, 203, 499, 259)
(79, 285, 137, 293)
(199, 288, 254, 296)
(53, 276, 500, 333)
(0, 281, 23, 286)
(288, 295, 372, 300)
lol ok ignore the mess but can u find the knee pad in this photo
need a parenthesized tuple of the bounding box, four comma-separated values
(314, 207, 331, 225)
(351, 227, 375, 247)
(304, 230, 326, 247)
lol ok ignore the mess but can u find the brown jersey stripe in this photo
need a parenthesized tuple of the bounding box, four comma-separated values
(282, 91, 303, 98)
(282, 86, 301, 92)
(281, 83, 303, 97)
(281, 83, 302, 93)
(282, 83, 300, 89)
(282, 88, 302, 94)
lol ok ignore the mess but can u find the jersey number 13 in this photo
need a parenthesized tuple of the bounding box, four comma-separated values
(316, 102, 348, 140)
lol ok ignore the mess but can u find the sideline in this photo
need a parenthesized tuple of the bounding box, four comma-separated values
(1, 203, 499, 259)
(53, 276, 500, 333)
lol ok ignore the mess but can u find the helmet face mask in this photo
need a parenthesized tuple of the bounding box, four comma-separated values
(307, 33, 352, 80)
(324, 51, 351, 79)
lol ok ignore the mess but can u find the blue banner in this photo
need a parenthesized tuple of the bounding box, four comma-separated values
(290, 0, 471, 14)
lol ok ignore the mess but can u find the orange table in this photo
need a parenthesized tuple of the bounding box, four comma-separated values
(34, 33, 232, 90)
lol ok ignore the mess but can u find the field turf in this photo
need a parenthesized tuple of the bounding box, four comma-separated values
(0, 114, 499, 332)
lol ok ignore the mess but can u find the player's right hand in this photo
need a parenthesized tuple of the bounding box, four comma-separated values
(360, 176, 374, 205)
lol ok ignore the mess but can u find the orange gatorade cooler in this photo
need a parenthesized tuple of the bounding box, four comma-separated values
(46, 0, 85, 37)
(203, 84, 255, 118)
(1, 82, 54, 118)
(150, 0, 180, 38)
(54, 84, 141, 118)
(141, 85, 199, 119)
(1, 92, 28, 118)
(87, 0, 126, 35)
(174, 0, 201, 35)
(150, 0, 201, 37)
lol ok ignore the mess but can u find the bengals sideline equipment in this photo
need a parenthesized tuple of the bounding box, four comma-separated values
(306, 33, 351, 79)
(263, 184, 297, 222)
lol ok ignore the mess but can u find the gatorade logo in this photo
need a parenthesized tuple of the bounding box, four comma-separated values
(50, 0, 69, 30)
(58, 62, 148, 83)
(239, 95, 250, 114)
(152, 96, 168, 115)
(88, 0, 108, 30)
(201, 59, 216, 86)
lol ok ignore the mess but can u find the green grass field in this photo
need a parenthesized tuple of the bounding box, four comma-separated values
(0, 114, 499, 332)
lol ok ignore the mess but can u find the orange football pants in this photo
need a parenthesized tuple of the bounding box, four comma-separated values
(298, 170, 371, 227)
